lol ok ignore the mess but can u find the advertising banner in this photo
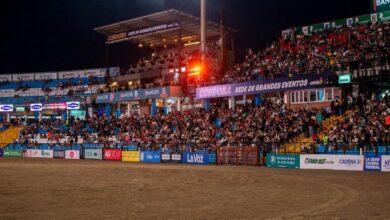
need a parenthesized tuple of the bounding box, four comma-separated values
(0, 104, 13, 112)
(122, 151, 140, 162)
(140, 151, 161, 163)
(208, 153, 216, 164)
(364, 156, 381, 171)
(3, 150, 21, 157)
(0, 75, 12, 82)
(267, 154, 300, 169)
(161, 153, 171, 163)
(26, 149, 54, 158)
(381, 156, 390, 172)
(84, 149, 102, 160)
(106, 22, 180, 43)
(66, 102, 80, 110)
(96, 87, 169, 103)
(43, 103, 67, 110)
(30, 103, 43, 111)
(65, 150, 80, 160)
(196, 75, 323, 99)
(171, 153, 182, 163)
(103, 149, 122, 161)
(300, 155, 364, 171)
(58, 71, 78, 79)
(0, 148, 3, 157)
(182, 152, 209, 165)
(53, 150, 65, 158)
(12, 73, 34, 81)
(35, 72, 57, 80)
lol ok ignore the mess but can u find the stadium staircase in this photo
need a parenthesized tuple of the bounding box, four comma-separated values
(280, 110, 357, 153)
(0, 126, 22, 148)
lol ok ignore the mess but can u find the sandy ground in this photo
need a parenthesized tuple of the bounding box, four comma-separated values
(0, 158, 389, 220)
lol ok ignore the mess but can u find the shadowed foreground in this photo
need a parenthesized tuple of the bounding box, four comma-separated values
(0, 158, 389, 219)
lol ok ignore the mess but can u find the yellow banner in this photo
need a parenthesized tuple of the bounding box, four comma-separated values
(122, 151, 140, 162)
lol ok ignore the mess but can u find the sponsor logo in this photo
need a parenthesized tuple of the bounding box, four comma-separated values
(270, 155, 276, 164)
(384, 159, 390, 168)
(339, 159, 362, 165)
(120, 92, 133, 98)
(171, 154, 181, 161)
(67, 102, 80, 109)
(70, 151, 74, 158)
(187, 154, 204, 163)
(145, 90, 160, 96)
(30, 104, 42, 111)
(304, 158, 332, 164)
(0, 105, 13, 111)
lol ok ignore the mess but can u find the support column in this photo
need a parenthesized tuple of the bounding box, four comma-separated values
(228, 96, 235, 109)
(39, 112, 42, 122)
(6, 113, 10, 123)
(105, 103, 111, 117)
(163, 98, 168, 115)
(127, 103, 131, 116)
(88, 106, 93, 118)
(243, 95, 247, 105)
(116, 103, 120, 118)
(203, 99, 210, 112)
(63, 110, 67, 121)
(34, 111, 39, 121)
(151, 99, 157, 116)
(177, 98, 181, 112)
(255, 94, 262, 107)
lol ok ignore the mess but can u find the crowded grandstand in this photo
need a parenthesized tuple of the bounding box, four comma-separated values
(0, 4, 389, 171)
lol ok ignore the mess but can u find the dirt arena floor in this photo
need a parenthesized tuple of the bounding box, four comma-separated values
(0, 158, 389, 220)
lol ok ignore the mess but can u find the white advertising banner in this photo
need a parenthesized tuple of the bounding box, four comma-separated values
(381, 156, 390, 172)
(0, 75, 12, 82)
(59, 71, 79, 79)
(12, 73, 34, 81)
(35, 72, 58, 80)
(80, 68, 105, 78)
(300, 155, 364, 171)
(26, 149, 54, 158)
(65, 150, 80, 160)
(0, 104, 13, 112)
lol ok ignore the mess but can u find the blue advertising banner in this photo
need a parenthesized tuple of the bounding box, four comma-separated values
(140, 151, 161, 163)
(364, 156, 381, 171)
(0, 148, 3, 157)
(208, 153, 216, 164)
(96, 87, 169, 103)
(182, 152, 209, 165)
(196, 75, 323, 99)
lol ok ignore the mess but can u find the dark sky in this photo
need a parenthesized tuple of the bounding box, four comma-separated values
(0, 0, 370, 74)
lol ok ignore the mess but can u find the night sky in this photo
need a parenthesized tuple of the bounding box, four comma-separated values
(0, 0, 370, 74)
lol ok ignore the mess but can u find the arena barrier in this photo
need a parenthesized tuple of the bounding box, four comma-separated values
(216, 146, 258, 166)
(122, 151, 140, 162)
(53, 150, 65, 159)
(26, 149, 54, 159)
(208, 153, 216, 164)
(300, 155, 364, 171)
(2, 149, 22, 157)
(103, 149, 122, 161)
(266, 154, 300, 169)
(182, 152, 209, 165)
(84, 149, 102, 160)
(382, 156, 390, 172)
(140, 151, 161, 163)
(160, 152, 182, 163)
(65, 150, 80, 160)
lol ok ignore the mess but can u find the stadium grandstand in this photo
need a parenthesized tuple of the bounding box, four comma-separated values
(1, 0, 390, 219)
(0, 6, 388, 159)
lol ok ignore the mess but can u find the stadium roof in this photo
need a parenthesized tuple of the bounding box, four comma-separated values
(94, 9, 235, 47)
